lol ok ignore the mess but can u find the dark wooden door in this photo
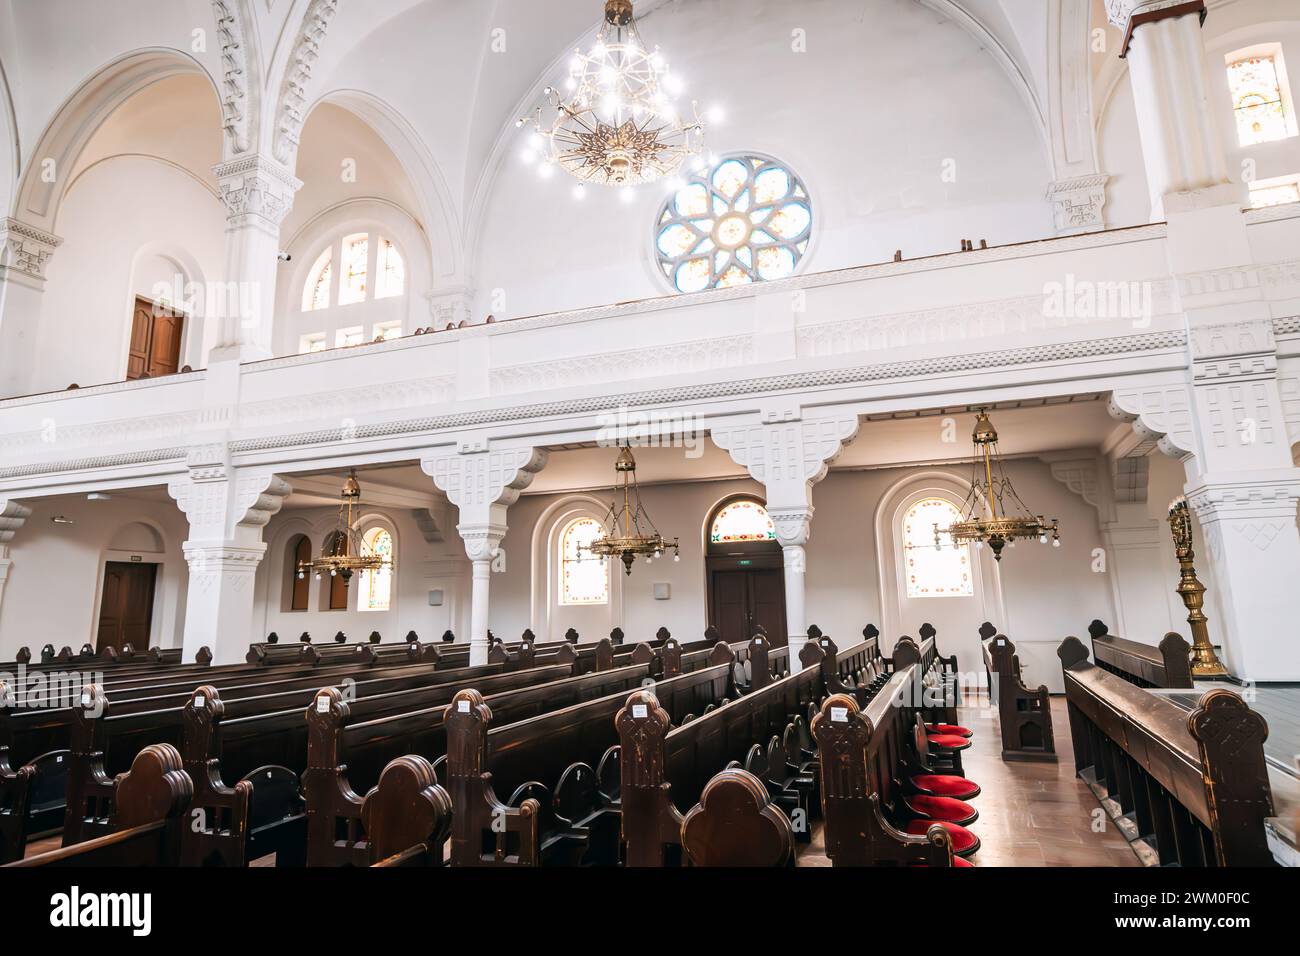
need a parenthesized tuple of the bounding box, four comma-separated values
(96, 561, 157, 653)
(709, 567, 787, 645)
(126, 297, 184, 380)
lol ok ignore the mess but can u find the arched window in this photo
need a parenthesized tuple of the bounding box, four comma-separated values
(288, 535, 311, 611)
(1226, 51, 1296, 146)
(656, 153, 812, 293)
(296, 232, 408, 351)
(559, 517, 607, 606)
(709, 499, 776, 545)
(357, 527, 394, 612)
(902, 498, 973, 598)
(302, 248, 332, 312)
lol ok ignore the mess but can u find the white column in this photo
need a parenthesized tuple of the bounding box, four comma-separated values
(712, 408, 859, 672)
(422, 443, 548, 666)
(1107, 0, 1239, 220)
(0, 498, 32, 623)
(0, 218, 61, 397)
(168, 444, 291, 663)
(211, 154, 301, 361)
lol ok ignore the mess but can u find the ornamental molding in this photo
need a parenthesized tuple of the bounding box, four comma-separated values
(211, 1, 251, 154)
(1279, 374, 1300, 446)
(767, 507, 813, 548)
(213, 153, 302, 228)
(0, 370, 206, 411)
(1176, 264, 1261, 302)
(711, 415, 859, 500)
(0, 499, 33, 545)
(1185, 475, 1300, 552)
(490, 334, 754, 396)
(1107, 384, 1197, 459)
(1046, 174, 1110, 235)
(421, 446, 548, 512)
(1047, 456, 1115, 523)
(0, 218, 63, 282)
(273, 0, 340, 164)
(1106, 0, 1202, 30)
(0, 405, 231, 461)
(169, 465, 291, 541)
(1111, 455, 1151, 504)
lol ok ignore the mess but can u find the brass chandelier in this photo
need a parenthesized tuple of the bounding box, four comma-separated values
(584, 444, 680, 574)
(297, 471, 393, 585)
(935, 410, 1060, 561)
(517, 0, 709, 192)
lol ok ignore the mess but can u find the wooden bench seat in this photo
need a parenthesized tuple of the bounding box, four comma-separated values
(983, 632, 1056, 761)
(1086, 621, 1193, 689)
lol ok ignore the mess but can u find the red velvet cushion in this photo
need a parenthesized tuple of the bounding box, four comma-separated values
(928, 733, 972, 750)
(904, 819, 981, 856)
(926, 723, 973, 737)
(910, 774, 981, 799)
(904, 794, 978, 825)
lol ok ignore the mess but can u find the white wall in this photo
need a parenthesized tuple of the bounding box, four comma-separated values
(0, 494, 188, 659)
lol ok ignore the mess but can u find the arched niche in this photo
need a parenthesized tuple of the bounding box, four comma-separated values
(529, 495, 621, 643)
(703, 494, 786, 645)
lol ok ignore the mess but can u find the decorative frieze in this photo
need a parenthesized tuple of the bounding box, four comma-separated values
(273, 0, 340, 164)
(1046, 175, 1110, 235)
(0, 218, 62, 284)
(211, 0, 251, 154)
(213, 154, 302, 229)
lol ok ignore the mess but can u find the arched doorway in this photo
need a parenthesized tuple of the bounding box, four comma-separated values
(705, 496, 787, 645)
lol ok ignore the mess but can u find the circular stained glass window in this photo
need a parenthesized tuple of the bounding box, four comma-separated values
(655, 153, 812, 293)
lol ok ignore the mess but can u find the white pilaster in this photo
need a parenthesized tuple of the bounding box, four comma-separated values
(211, 154, 301, 362)
(711, 407, 859, 668)
(168, 443, 291, 663)
(1107, 0, 1239, 220)
(422, 442, 548, 665)
(0, 218, 62, 397)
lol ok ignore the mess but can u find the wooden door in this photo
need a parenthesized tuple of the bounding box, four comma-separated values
(126, 297, 184, 380)
(708, 568, 787, 645)
(96, 561, 157, 653)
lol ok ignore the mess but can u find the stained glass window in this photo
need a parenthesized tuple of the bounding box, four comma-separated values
(903, 498, 973, 599)
(299, 332, 326, 354)
(302, 247, 332, 311)
(656, 154, 812, 293)
(1227, 55, 1292, 146)
(560, 517, 607, 605)
(709, 499, 777, 545)
(358, 527, 393, 612)
(1249, 179, 1300, 208)
(339, 233, 369, 305)
(375, 238, 406, 299)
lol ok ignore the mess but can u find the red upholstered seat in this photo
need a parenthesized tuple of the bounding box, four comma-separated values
(903, 794, 978, 826)
(904, 819, 981, 856)
(926, 723, 973, 737)
(909, 774, 981, 800)
(927, 733, 972, 751)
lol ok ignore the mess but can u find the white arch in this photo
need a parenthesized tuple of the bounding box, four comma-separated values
(529, 494, 621, 643)
(11, 48, 220, 233)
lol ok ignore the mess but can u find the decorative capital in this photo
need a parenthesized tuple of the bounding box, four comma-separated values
(0, 217, 62, 285)
(711, 413, 859, 505)
(1107, 385, 1196, 460)
(0, 498, 33, 545)
(212, 154, 302, 229)
(422, 445, 548, 513)
(1107, 1, 1206, 56)
(428, 288, 474, 327)
(1046, 175, 1109, 235)
(768, 506, 813, 548)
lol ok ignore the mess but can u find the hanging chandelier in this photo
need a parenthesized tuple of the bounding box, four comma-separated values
(584, 444, 680, 574)
(297, 471, 393, 585)
(935, 410, 1060, 561)
(516, 0, 710, 193)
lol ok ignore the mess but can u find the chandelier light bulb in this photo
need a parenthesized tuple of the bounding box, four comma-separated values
(673, 553, 680, 562)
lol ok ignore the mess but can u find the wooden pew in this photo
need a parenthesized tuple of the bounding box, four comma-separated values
(1086, 621, 1193, 689)
(618, 634, 872, 866)
(891, 634, 959, 726)
(6, 744, 192, 868)
(983, 633, 1056, 762)
(1057, 637, 1273, 866)
(812, 666, 962, 867)
(302, 660, 666, 866)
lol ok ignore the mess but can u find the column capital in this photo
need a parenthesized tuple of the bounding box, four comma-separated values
(458, 523, 507, 563)
(421, 444, 548, 515)
(768, 506, 813, 548)
(212, 153, 302, 231)
(1185, 471, 1300, 527)
(1107, 0, 1205, 54)
(167, 462, 292, 544)
(0, 218, 62, 288)
(0, 498, 33, 546)
(1045, 175, 1110, 235)
(710, 411, 859, 507)
(427, 287, 474, 328)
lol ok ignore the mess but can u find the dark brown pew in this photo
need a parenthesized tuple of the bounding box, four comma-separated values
(1057, 637, 1273, 866)
(983, 633, 1056, 762)
(1086, 621, 1193, 689)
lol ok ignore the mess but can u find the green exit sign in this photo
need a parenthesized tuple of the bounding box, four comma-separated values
(737, 559, 753, 566)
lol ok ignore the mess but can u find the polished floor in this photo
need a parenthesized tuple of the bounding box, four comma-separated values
(797, 694, 1141, 867)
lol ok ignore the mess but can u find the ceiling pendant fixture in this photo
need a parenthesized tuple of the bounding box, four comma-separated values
(517, 0, 709, 191)
(297, 471, 393, 585)
(936, 410, 1060, 562)
(585, 444, 680, 575)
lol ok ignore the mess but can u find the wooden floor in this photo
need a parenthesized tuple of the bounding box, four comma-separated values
(797, 695, 1141, 867)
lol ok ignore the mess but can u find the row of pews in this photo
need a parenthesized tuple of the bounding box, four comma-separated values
(2, 620, 998, 867)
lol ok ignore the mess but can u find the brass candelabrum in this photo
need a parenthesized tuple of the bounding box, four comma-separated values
(1167, 497, 1228, 679)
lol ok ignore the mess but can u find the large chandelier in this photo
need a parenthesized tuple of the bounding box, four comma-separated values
(936, 410, 1060, 561)
(584, 444, 680, 574)
(297, 471, 393, 585)
(517, 0, 709, 192)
